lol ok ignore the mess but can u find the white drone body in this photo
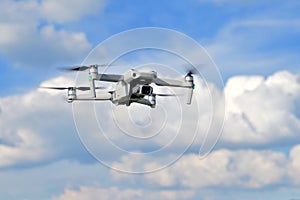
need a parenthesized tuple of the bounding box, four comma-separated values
(44, 65, 195, 108)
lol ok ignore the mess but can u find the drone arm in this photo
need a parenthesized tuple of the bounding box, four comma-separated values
(186, 88, 193, 104)
(154, 78, 192, 88)
(89, 78, 96, 98)
(96, 74, 123, 82)
(75, 93, 112, 101)
(95, 93, 112, 100)
(154, 76, 194, 105)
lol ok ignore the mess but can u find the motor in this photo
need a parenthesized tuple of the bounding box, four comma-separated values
(185, 74, 194, 104)
(67, 88, 76, 103)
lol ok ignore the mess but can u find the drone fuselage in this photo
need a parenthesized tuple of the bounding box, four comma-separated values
(110, 70, 157, 107)
(63, 68, 194, 108)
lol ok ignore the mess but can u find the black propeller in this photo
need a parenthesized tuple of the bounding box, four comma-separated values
(40, 86, 106, 91)
(182, 64, 203, 76)
(185, 68, 198, 77)
(59, 64, 113, 72)
(154, 93, 184, 97)
(155, 93, 177, 96)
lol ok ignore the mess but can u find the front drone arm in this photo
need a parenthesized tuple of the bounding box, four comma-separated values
(154, 77, 193, 88)
(154, 76, 195, 105)
(88, 69, 123, 98)
(88, 74, 121, 98)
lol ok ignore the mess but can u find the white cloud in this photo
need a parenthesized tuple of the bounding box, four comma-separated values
(40, 0, 106, 23)
(222, 70, 300, 146)
(0, 0, 106, 24)
(0, 70, 299, 199)
(288, 145, 300, 184)
(0, 70, 299, 168)
(0, 76, 79, 167)
(0, 159, 110, 199)
(0, 0, 106, 67)
(113, 145, 300, 189)
(0, 23, 92, 67)
(0, 129, 49, 167)
(50, 186, 195, 200)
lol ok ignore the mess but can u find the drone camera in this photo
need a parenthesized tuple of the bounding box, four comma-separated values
(89, 65, 98, 80)
(185, 74, 193, 82)
(140, 85, 153, 95)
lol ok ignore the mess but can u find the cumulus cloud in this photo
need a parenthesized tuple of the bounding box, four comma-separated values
(40, 0, 106, 23)
(0, 0, 106, 24)
(0, 129, 49, 167)
(222, 70, 300, 146)
(288, 145, 300, 184)
(50, 186, 194, 200)
(0, 69, 299, 200)
(0, 0, 106, 67)
(113, 145, 300, 189)
(0, 24, 92, 67)
(0, 76, 84, 167)
(0, 70, 299, 168)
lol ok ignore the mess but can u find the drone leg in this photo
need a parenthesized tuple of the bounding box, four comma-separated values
(89, 79, 96, 98)
(185, 75, 194, 105)
(186, 88, 193, 104)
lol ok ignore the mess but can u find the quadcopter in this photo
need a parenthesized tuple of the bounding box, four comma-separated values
(42, 64, 195, 108)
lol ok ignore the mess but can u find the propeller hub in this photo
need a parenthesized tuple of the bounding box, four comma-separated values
(89, 65, 98, 73)
(67, 88, 76, 103)
(185, 74, 194, 82)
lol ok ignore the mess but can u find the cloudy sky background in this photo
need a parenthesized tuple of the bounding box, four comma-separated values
(0, 0, 300, 199)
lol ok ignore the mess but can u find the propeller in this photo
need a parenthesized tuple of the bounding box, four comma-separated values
(185, 68, 198, 77)
(59, 64, 113, 72)
(182, 64, 204, 76)
(40, 86, 106, 91)
(155, 93, 177, 96)
(153, 93, 184, 97)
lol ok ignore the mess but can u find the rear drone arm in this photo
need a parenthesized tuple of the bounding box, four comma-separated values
(96, 74, 124, 82)
(68, 93, 112, 102)
(88, 69, 123, 98)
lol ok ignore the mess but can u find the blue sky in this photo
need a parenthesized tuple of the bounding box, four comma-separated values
(1, 0, 300, 96)
(0, 0, 300, 200)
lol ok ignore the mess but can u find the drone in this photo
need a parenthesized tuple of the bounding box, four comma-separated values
(42, 64, 196, 108)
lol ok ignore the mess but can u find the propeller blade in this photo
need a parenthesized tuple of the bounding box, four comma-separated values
(59, 66, 90, 71)
(155, 93, 178, 97)
(40, 86, 69, 90)
(59, 64, 115, 72)
(41, 86, 108, 91)
(182, 64, 205, 76)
